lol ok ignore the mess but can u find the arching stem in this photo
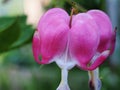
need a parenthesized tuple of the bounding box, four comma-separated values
(69, 7, 74, 28)
(66, 0, 87, 12)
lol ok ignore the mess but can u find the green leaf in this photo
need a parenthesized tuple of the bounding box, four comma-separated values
(0, 16, 34, 53)
(0, 17, 16, 32)
(10, 16, 34, 49)
(0, 18, 20, 53)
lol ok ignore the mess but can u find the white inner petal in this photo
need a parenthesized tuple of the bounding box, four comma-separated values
(54, 35, 76, 90)
(55, 33, 76, 70)
(90, 52, 100, 64)
(88, 68, 101, 90)
(56, 68, 70, 90)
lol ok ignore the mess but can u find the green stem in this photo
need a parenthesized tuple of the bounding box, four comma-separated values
(66, 0, 87, 12)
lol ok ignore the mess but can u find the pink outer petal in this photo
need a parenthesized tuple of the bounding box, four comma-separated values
(32, 31, 51, 64)
(80, 50, 110, 71)
(32, 31, 44, 64)
(36, 8, 70, 64)
(69, 13, 100, 66)
(38, 8, 69, 30)
(87, 10, 113, 53)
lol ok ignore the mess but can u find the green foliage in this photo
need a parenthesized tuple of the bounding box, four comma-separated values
(2, 45, 36, 67)
(0, 17, 15, 32)
(1, 64, 120, 90)
(0, 16, 34, 53)
(0, 17, 20, 52)
(45, 0, 105, 14)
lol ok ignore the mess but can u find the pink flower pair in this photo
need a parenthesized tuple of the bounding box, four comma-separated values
(32, 8, 116, 90)
(32, 8, 116, 71)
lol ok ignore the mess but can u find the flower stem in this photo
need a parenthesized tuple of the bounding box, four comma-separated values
(56, 68, 70, 90)
(88, 68, 101, 90)
(69, 7, 74, 28)
(66, 0, 87, 12)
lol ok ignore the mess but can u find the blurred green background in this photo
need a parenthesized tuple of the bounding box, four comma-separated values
(0, 0, 120, 90)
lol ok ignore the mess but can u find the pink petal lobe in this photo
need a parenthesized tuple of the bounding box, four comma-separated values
(88, 50, 110, 70)
(69, 13, 100, 66)
(37, 8, 70, 63)
(80, 50, 110, 71)
(87, 10, 113, 52)
(32, 31, 44, 64)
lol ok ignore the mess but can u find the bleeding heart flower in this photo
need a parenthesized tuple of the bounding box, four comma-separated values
(32, 8, 116, 90)
(86, 10, 116, 90)
(83, 10, 116, 70)
(32, 8, 100, 70)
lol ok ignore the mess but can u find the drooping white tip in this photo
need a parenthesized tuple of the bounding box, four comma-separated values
(56, 68, 70, 90)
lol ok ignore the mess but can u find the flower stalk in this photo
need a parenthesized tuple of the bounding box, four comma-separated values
(66, 0, 87, 12)
(69, 7, 74, 28)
